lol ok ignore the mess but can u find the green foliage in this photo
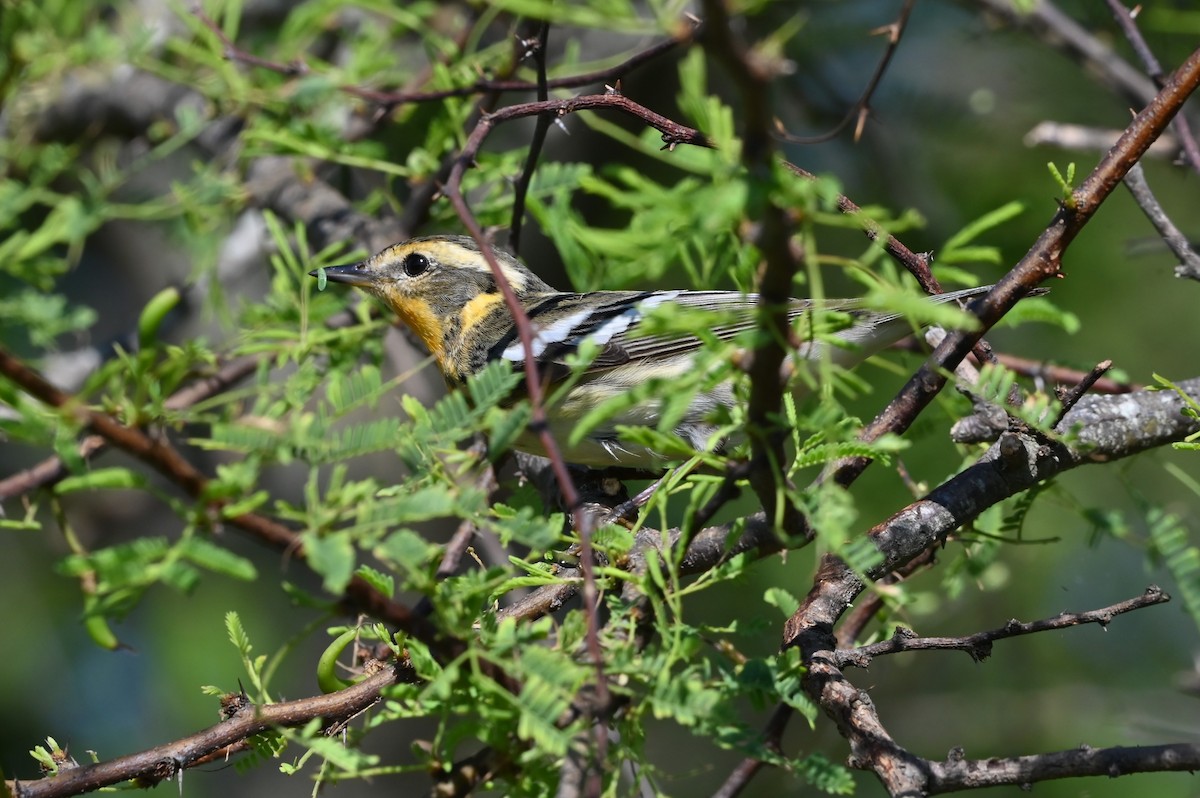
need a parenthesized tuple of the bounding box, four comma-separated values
(1047, 161, 1077, 207)
(967, 363, 1061, 434)
(2, 2, 1192, 796)
(1150, 464, 1200, 635)
(1155, 374, 1200, 451)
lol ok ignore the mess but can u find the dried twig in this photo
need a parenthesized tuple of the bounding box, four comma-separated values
(1052, 359, 1113, 425)
(829, 45, 1200, 488)
(0, 356, 258, 500)
(1104, 0, 1200, 172)
(834, 585, 1169, 668)
(1123, 162, 1200, 282)
(775, 0, 916, 144)
(10, 663, 415, 798)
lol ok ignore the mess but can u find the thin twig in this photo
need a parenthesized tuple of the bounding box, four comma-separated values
(1052, 359, 1112, 426)
(834, 548, 938, 649)
(1024, 120, 1180, 156)
(1122, 162, 1200, 281)
(197, 7, 694, 111)
(782, 161, 942, 295)
(1104, 0, 1200, 173)
(775, 0, 916, 144)
(0, 346, 456, 658)
(474, 93, 712, 151)
(829, 44, 1200, 488)
(508, 22, 553, 254)
(974, 0, 1156, 106)
(439, 197, 611, 760)
(833, 585, 1169, 668)
(709, 703, 793, 798)
(413, 440, 499, 618)
(0, 356, 258, 500)
(9, 663, 414, 798)
(893, 342, 1141, 394)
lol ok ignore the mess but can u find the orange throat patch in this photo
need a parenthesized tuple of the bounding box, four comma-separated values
(382, 291, 447, 365)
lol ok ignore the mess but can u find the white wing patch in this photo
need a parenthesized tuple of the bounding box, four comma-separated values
(499, 291, 683, 363)
(499, 307, 593, 362)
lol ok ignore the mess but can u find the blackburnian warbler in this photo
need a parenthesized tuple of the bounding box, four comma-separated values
(312, 235, 998, 468)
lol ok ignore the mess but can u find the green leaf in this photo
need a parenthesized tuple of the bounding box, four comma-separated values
(376, 529, 439, 576)
(1146, 505, 1200, 633)
(515, 646, 588, 756)
(355, 565, 394, 599)
(941, 201, 1024, 260)
(54, 468, 147, 494)
(304, 532, 356, 594)
(763, 587, 799, 618)
(225, 611, 251, 657)
(325, 364, 385, 413)
(179, 536, 257, 581)
(369, 485, 460, 522)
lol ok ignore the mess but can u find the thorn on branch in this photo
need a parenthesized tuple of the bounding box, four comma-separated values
(1052, 359, 1113, 426)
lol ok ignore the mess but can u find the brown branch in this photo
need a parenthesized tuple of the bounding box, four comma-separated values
(782, 375, 1200, 790)
(834, 547, 939, 649)
(834, 585, 1169, 668)
(923, 741, 1200, 793)
(973, 0, 1157, 106)
(710, 547, 938, 798)
(830, 44, 1200, 488)
(466, 93, 712, 153)
(0, 346, 456, 659)
(1104, 0, 1200, 172)
(798, 586, 1187, 795)
(787, 376, 1200, 648)
(0, 356, 258, 501)
(782, 162, 942, 295)
(961, 348, 1139, 394)
(198, 6, 693, 111)
(366, 23, 696, 108)
(9, 662, 415, 798)
(414, 440, 500, 618)
(701, 0, 806, 537)
(719, 581, 1171, 798)
(710, 703, 793, 798)
(1052, 359, 1112, 425)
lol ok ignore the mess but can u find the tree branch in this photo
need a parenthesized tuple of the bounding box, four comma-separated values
(0, 346, 455, 658)
(831, 44, 1200, 486)
(9, 662, 415, 798)
(834, 586, 1169, 668)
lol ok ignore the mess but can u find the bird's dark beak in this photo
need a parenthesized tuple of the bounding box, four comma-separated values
(310, 262, 376, 287)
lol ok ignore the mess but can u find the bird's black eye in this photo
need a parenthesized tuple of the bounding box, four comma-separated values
(402, 252, 430, 277)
